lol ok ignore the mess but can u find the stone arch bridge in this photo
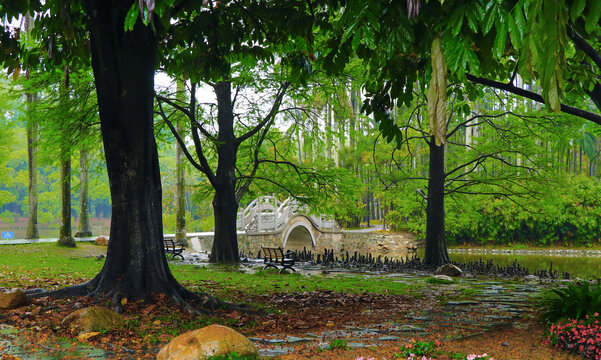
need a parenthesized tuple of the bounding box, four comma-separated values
(235, 196, 340, 251)
(186, 196, 417, 257)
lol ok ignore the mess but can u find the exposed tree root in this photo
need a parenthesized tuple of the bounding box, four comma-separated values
(24, 277, 255, 316)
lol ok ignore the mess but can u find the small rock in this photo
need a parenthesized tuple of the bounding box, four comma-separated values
(501, 341, 510, 347)
(435, 263, 463, 277)
(433, 275, 454, 282)
(157, 324, 259, 360)
(77, 332, 101, 342)
(0, 288, 27, 309)
(62, 306, 124, 334)
(95, 236, 109, 246)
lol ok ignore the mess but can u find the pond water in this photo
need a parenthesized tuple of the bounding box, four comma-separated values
(448, 251, 601, 279)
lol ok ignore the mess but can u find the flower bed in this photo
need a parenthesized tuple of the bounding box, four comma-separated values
(545, 312, 601, 359)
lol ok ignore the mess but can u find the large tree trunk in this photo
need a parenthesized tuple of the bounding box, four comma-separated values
(424, 137, 450, 266)
(211, 186, 240, 263)
(175, 80, 187, 244)
(43, 0, 213, 306)
(24, 13, 38, 240)
(209, 81, 240, 263)
(75, 146, 92, 237)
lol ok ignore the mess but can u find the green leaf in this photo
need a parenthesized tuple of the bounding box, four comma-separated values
(466, 11, 478, 33)
(482, 3, 498, 35)
(547, 73, 561, 112)
(449, 9, 464, 36)
(362, 25, 375, 48)
(124, 3, 139, 31)
(512, 5, 526, 41)
(570, 0, 586, 20)
(493, 21, 508, 58)
(508, 14, 521, 49)
(341, 22, 358, 43)
(585, 1, 601, 34)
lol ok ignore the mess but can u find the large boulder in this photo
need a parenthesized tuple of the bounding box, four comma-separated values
(94, 236, 109, 246)
(0, 288, 27, 309)
(157, 324, 259, 360)
(61, 306, 124, 333)
(435, 263, 463, 277)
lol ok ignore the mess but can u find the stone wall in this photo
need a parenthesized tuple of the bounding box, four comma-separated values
(189, 231, 420, 259)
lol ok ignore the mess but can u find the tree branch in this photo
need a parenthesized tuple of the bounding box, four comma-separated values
(155, 100, 205, 173)
(466, 73, 601, 125)
(236, 81, 291, 144)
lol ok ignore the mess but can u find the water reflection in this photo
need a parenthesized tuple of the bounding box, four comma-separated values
(449, 252, 601, 279)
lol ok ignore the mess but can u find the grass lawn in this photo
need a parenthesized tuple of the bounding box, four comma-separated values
(0, 243, 421, 300)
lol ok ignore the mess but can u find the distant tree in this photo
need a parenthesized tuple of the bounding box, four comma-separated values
(156, 0, 324, 263)
(23, 13, 40, 239)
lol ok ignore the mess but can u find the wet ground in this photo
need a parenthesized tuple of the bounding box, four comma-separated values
(0, 249, 556, 359)
(165, 250, 549, 356)
(251, 278, 543, 356)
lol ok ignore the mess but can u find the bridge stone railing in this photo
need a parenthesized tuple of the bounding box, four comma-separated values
(236, 196, 336, 233)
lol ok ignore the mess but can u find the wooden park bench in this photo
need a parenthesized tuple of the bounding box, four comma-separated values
(164, 239, 185, 260)
(261, 246, 296, 273)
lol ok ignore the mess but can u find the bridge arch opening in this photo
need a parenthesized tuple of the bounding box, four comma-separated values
(283, 223, 315, 250)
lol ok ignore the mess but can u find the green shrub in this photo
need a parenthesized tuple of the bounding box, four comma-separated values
(539, 281, 601, 323)
(444, 175, 601, 247)
(327, 339, 349, 350)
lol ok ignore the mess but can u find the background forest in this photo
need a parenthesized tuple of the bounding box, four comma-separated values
(2, 64, 601, 247)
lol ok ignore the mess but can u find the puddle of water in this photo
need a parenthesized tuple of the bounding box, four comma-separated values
(0, 325, 109, 359)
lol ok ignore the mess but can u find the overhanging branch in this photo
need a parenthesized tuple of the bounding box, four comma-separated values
(466, 73, 601, 125)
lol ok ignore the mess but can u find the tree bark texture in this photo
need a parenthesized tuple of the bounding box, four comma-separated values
(209, 81, 240, 263)
(25, 13, 39, 239)
(26, 105, 39, 239)
(424, 137, 450, 266)
(75, 146, 92, 237)
(58, 155, 72, 241)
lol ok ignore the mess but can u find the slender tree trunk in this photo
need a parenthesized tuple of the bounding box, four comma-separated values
(326, 96, 332, 161)
(209, 81, 240, 263)
(25, 13, 39, 239)
(58, 67, 75, 247)
(424, 137, 450, 266)
(578, 146, 582, 174)
(58, 155, 75, 246)
(75, 146, 92, 237)
(175, 80, 186, 244)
